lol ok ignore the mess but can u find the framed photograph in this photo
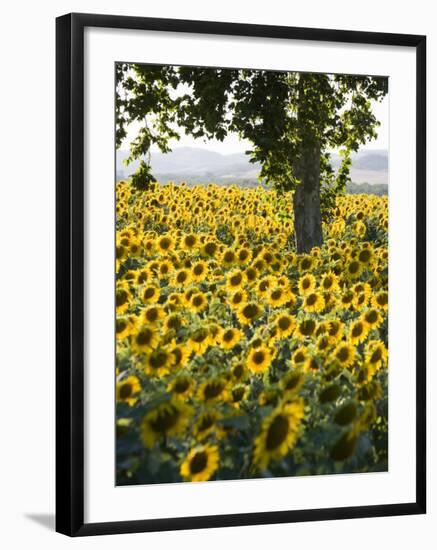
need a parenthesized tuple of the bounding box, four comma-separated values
(56, 12, 426, 536)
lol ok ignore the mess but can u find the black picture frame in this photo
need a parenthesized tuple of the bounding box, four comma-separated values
(56, 12, 427, 537)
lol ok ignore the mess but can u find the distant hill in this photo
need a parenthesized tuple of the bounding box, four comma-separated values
(116, 146, 388, 186)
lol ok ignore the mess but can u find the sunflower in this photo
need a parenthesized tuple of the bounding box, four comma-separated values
(181, 233, 198, 251)
(371, 290, 389, 311)
(156, 234, 175, 255)
(319, 271, 340, 293)
(188, 292, 208, 314)
(237, 247, 252, 265)
(256, 275, 276, 296)
(115, 282, 131, 314)
(144, 347, 175, 377)
(191, 260, 208, 282)
(116, 375, 141, 406)
(267, 287, 292, 308)
(345, 260, 363, 279)
(228, 289, 248, 310)
(140, 399, 192, 448)
(298, 255, 315, 272)
(333, 342, 356, 368)
(292, 346, 308, 368)
(329, 322, 346, 346)
(141, 305, 165, 325)
(226, 269, 246, 293)
(246, 345, 273, 374)
(192, 410, 224, 441)
(163, 312, 184, 334)
(280, 370, 305, 396)
(141, 284, 160, 305)
(188, 327, 211, 355)
(273, 312, 296, 339)
(219, 327, 242, 350)
(136, 267, 153, 285)
(362, 308, 383, 330)
(295, 318, 317, 340)
(357, 247, 374, 266)
(180, 445, 219, 482)
(201, 240, 219, 258)
(172, 268, 192, 288)
(253, 399, 304, 470)
(298, 273, 316, 296)
(197, 377, 227, 403)
(348, 319, 369, 345)
(228, 384, 249, 408)
(237, 302, 263, 326)
(170, 343, 191, 370)
(131, 325, 159, 353)
(365, 340, 388, 373)
(302, 292, 325, 313)
(168, 374, 194, 399)
(221, 248, 237, 267)
(115, 316, 133, 340)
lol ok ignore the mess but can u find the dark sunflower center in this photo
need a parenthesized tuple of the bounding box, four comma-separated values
(185, 235, 196, 247)
(192, 329, 208, 343)
(223, 330, 234, 342)
(116, 289, 128, 307)
(359, 250, 371, 262)
(301, 259, 312, 270)
(171, 347, 182, 365)
(271, 289, 282, 300)
(144, 288, 155, 300)
(189, 451, 208, 474)
(239, 250, 249, 261)
(193, 264, 204, 276)
(192, 295, 204, 307)
(224, 252, 235, 263)
(232, 293, 243, 305)
(253, 351, 265, 365)
(336, 347, 350, 362)
(119, 383, 132, 399)
(377, 293, 388, 306)
(160, 238, 171, 250)
(265, 414, 289, 450)
(177, 271, 188, 283)
(349, 262, 360, 274)
(302, 278, 310, 289)
(365, 310, 378, 323)
(323, 277, 333, 289)
(306, 294, 317, 306)
(174, 379, 190, 393)
(242, 304, 259, 319)
(204, 382, 224, 399)
(246, 268, 256, 281)
(149, 351, 168, 369)
(278, 317, 291, 331)
(232, 387, 245, 402)
(352, 324, 363, 337)
(285, 373, 301, 390)
(299, 319, 316, 336)
(230, 273, 242, 286)
(198, 415, 214, 432)
(146, 309, 159, 322)
(370, 348, 382, 363)
(136, 329, 153, 346)
(116, 319, 128, 333)
(167, 316, 182, 330)
(150, 407, 179, 432)
(204, 242, 217, 256)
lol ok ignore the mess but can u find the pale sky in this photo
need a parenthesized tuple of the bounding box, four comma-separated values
(120, 93, 388, 156)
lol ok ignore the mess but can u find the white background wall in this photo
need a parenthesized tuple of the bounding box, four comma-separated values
(0, 0, 434, 548)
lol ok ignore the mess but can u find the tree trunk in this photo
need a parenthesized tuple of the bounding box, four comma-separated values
(293, 140, 323, 254)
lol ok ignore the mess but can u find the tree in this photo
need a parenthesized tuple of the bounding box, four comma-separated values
(116, 64, 387, 252)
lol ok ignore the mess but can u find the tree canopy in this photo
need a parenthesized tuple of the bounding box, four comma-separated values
(116, 63, 387, 251)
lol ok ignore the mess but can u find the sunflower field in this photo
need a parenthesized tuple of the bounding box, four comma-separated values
(115, 181, 388, 485)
